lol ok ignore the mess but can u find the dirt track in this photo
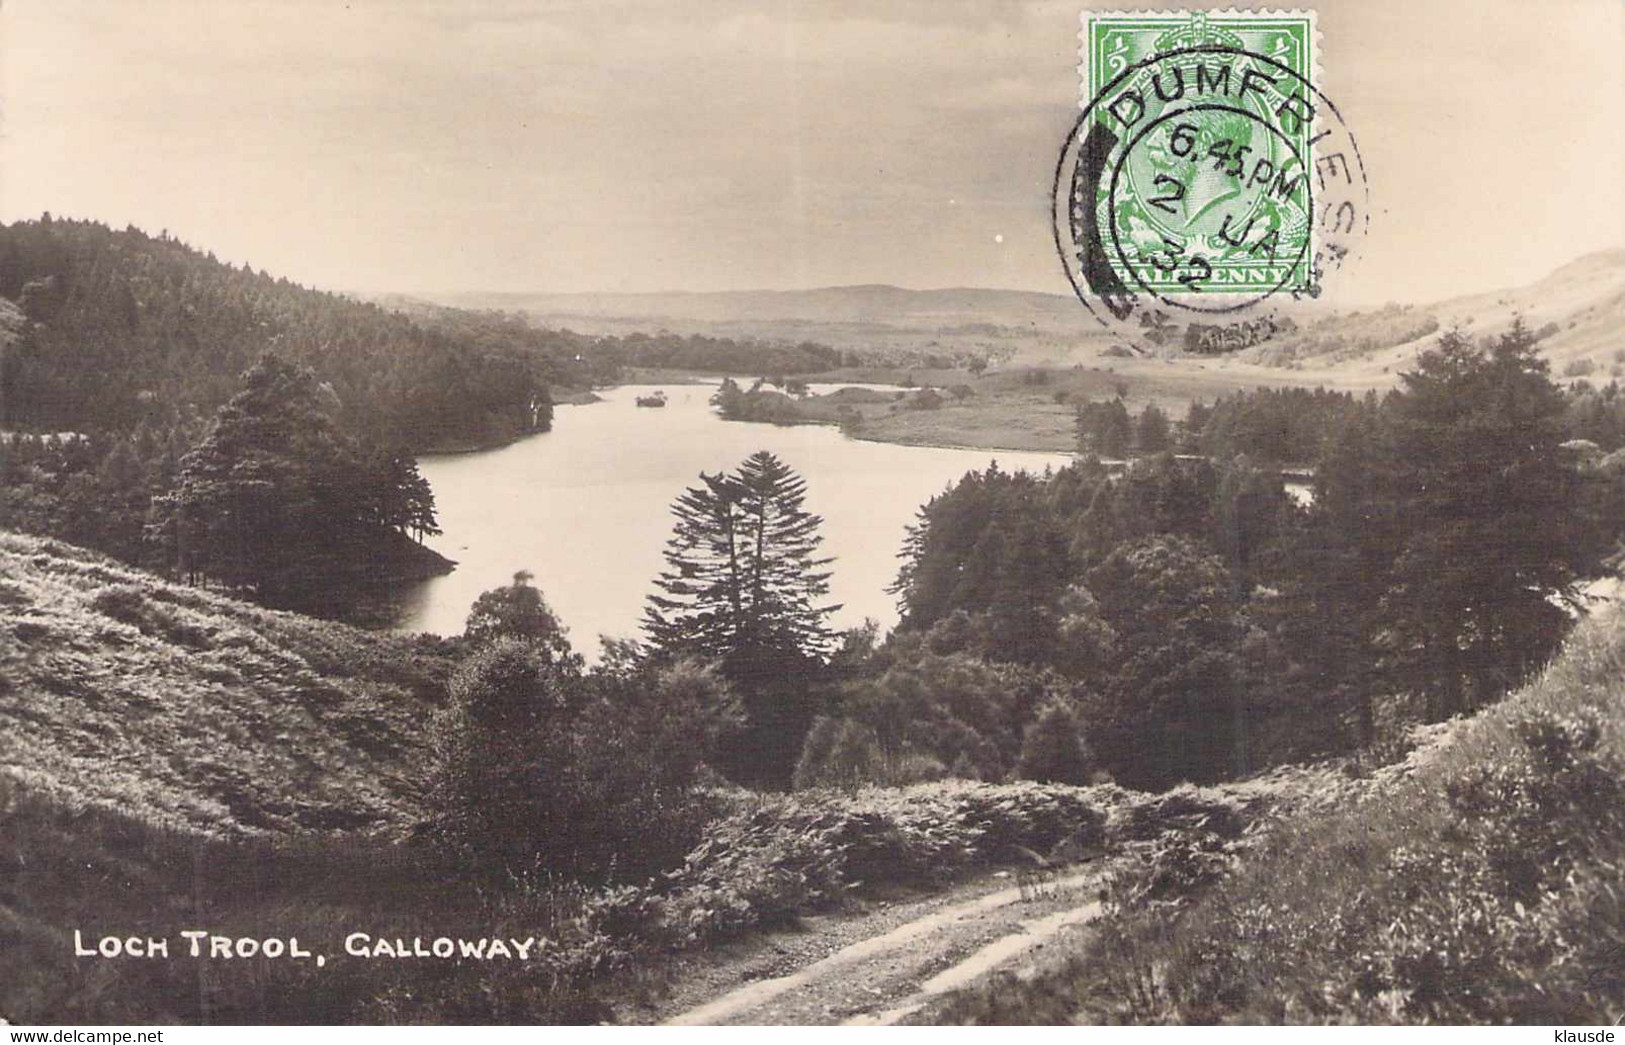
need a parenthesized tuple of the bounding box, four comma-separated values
(611, 865, 1110, 1026)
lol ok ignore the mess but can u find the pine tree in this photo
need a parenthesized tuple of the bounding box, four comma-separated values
(1085, 534, 1243, 787)
(985, 511, 1070, 664)
(1075, 399, 1133, 458)
(644, 450, 837, 662)
(644, 451, 838, 786)
(1381, 320, 1585, 719)
(1137, 402, 1172, 454)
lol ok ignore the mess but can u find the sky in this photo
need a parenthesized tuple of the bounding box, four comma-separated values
(1, 0, 1622, 302)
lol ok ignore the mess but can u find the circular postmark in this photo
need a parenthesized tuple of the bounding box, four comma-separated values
(1053, 42, 1369, 351)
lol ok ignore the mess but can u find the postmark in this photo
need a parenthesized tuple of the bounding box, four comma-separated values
(1055, 10, 1369, 344)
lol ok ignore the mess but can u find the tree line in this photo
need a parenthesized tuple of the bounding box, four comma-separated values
(1076, 385, 1365, 465)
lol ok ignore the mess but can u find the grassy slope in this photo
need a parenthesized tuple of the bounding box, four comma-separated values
(926, 606, 1625, 1025)
(0, 532, 616, 1023)
(0, 530, 457, 836)
(0, 780, 616, 1024)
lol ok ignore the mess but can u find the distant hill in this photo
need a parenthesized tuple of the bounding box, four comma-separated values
(430, 284, 1090, 329)
(0, 529, 453, 836)
(417, 249, 1625, 378)
(408, 284, 1110, 370)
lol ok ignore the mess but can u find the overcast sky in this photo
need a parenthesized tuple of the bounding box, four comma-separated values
(2, 0, 1621, 301)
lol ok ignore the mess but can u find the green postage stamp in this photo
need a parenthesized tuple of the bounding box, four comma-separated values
(1061, 8, 1361, 317)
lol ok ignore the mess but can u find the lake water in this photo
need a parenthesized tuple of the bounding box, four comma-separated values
(392, 383, 1073, 659)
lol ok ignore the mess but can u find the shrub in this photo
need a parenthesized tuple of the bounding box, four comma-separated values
(793, 716, 881, 789)
(794, 717, 949, 790)
(1016, 699, 1095, 784)
(463, 572, 581, 673)
(837, 649, 1066, 782)
(424, 640, 571, 872)
(89, 583, 212, 648)
(89, 583, 149, 625)
(581, 780, 1116, 952)
(427, 644, 730, 880)
(556, 663, 731, 877)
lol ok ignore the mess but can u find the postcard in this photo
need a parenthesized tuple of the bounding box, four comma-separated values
(1, 0, 1622, 1029)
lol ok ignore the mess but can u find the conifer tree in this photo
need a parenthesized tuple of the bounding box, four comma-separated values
(1137, 402, 1172, 454)
(644, 450, 837, 785)
(645, 450, 836, 662)
(152, 353, 439, 610)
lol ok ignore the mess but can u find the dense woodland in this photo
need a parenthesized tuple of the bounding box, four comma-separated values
(0, 217, 560, 447)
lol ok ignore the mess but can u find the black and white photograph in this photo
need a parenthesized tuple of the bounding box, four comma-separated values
(1, 0, 1624, 1028)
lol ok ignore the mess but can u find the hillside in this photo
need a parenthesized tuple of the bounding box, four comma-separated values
(430, 284, 1090, 330)
(0, 529, 455, 836)
(412, 249, 1625, 418)
(1220, 247, 1625, 383)
(0, 217, 563, 451)
(921, 603, 1625, 1025)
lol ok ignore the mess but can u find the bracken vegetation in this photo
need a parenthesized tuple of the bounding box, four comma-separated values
(0, 530, 455, 834)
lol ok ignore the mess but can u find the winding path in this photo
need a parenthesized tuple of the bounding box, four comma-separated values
(643, 868, 1106, 1026)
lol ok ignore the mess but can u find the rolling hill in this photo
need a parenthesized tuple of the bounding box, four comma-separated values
(1223, 247, 1625, 380)
(416, 248, 1625, 386)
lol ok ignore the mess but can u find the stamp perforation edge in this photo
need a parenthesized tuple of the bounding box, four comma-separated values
(1077, 9, 1324, 111)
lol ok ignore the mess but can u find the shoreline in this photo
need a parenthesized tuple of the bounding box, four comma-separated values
(848, 429, 1076, 457)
